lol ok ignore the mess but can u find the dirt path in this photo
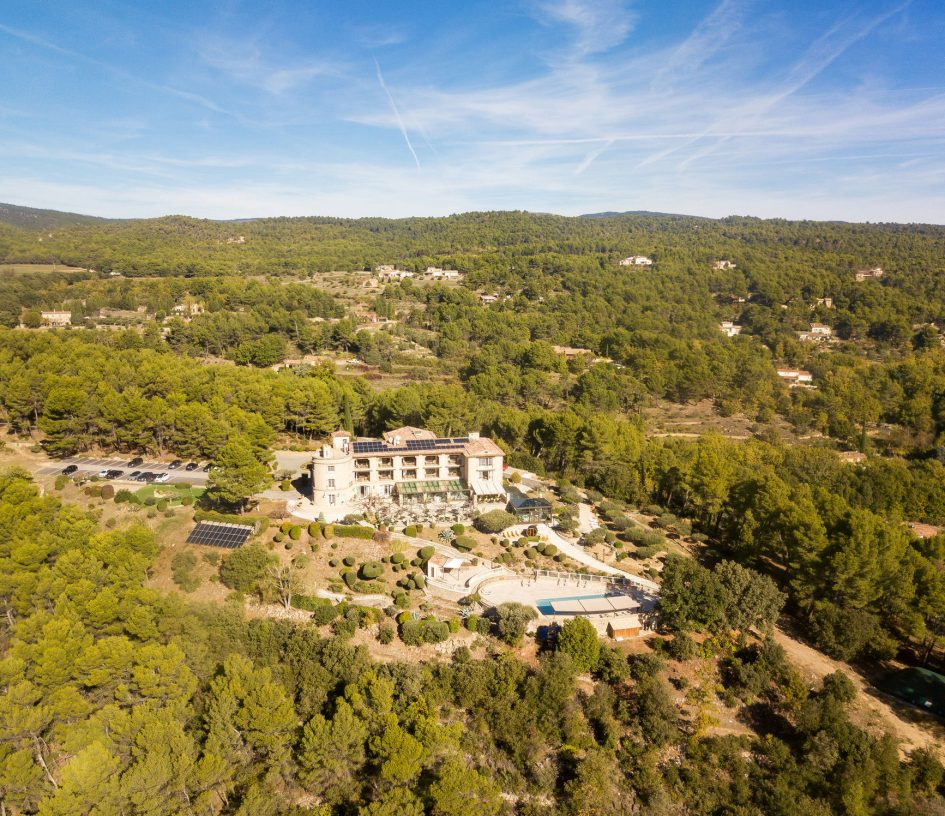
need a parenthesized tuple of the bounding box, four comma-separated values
(774, 627, 945, 759)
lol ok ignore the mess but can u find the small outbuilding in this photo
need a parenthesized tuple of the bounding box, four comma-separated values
(606, 614, 642, 641)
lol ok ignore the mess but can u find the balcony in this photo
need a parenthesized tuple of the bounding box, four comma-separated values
(379, 457, 393, 467)
(356, 473, 371, 482)
(355, 459, 370, 469)
(378, 470, 393, 481)
(401, 470, 417, 479)
(401, 456, 417, 466)
(448, 455, 463, 466)
(448, 468, 461, 478)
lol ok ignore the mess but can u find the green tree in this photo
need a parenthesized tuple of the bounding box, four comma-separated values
(207, 436, 271, 511)
(219, 544, 275, 593)
(495, 602, 538, 645)
(556, 617, 601, 673)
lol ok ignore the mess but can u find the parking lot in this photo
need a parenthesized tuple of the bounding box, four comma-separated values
(35, 455, 211, 486)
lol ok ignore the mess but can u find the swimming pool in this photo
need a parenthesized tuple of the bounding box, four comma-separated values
(536, 592, 619, 616)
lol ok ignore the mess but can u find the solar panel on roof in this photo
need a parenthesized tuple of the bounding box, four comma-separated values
(186, 521, 254, 549)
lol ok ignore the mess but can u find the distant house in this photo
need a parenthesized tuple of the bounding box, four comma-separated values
(172, 300, 204, 317)
(507, 487, 553, 523)
(40, 311, 72, 326)
(713, 260, 737, 270)
(837, 451, 867, 465)
(777, 368, 814, 388)
(719, 321, 743, 337)
(798, 322, 832, 342)
(607, 614, 642, 641)
(815, 297, 834, 309)
(108, 270, 123, 278)
(479, 293, 499, 304)
(376, 265, 414, 282)
(425, 266, 462, 281)
(226, 235, 246, 244)
(619, 256, 653, 266)
(855, 267, 885, 282)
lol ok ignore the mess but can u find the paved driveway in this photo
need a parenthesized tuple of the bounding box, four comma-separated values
(35, 455, 209, 486)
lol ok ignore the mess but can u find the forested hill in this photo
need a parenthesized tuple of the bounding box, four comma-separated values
(0, 202, 114, 231)
(1, 204, 945, 278)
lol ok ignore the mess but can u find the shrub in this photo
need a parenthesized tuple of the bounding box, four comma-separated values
(143, 496, 156, 506)
(541, 544, 558, 557)
(342, 571, 358, 589)
(311, 604, 340, 625)
(403, 525, 417, 537)
(377, 623, 395, 644)
(393, 592, 410, 609)
(323, 524, 334, 539)
(280, 479, 291, 491)
(508, 471, 521, 484)
(219, 544, 274, 593)
(54, 474, 68, 491)
(476, 617, 493, 636)
(181, 494, 194, 506)
(448, 617, 460, 633)
(473, 509, 517, 534)
(413, 574, 426, 589)
(334, 524, 374, 539)
(451, 523, 465, 534)
(289, 525, 302, 540)
(273, 533, 285, 543)
(156, 499, 169, 511)
(280, 521, 292, 534)
(360, 561, 384, 580)
(171, 551, 200, 593)
(328, 558, 338, 568)
(202, 552, 220, 566)
(466, 614, 481, 632)
(85, 485, 102, 498)
(454, 535, 476, 552)
(342, 555, 356, 567)
(391, 552, 406, 564)
(114, 489, 134, 503)
(308, 522, 321, 538)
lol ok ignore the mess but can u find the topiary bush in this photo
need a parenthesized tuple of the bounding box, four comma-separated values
(114, 489, 134, 503)
(418, 545, 435, 560)
(323, 524, 334, 539)
(403, 525, 417, 537)
(360, 561, 384, 580)
(156, 499, 169, 511)
(280, 521, 292, 534)
(454, 535, 476, 552)
(451, 523, 465, 534)
(308, 522, 321, 538)
(289, 525, 302, 540)
(342, 555, 356, 567)
(391, 552, 406, 564)
(473, 509, 517, 534)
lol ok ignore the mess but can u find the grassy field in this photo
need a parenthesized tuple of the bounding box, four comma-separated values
(0, 263, 90, 275)
(133, 483, 205, 504)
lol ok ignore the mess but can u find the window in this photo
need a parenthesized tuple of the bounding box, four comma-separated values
(328, 479, 335, 488)
(479, 470, 493, 481)
(479, 457, 493, 466)
(359, 485, 369, 496)
(328, 465, 335, 472)
(328, 494, 336, 505)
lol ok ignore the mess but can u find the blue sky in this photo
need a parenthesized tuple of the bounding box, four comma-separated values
(1, 0, 944, 222)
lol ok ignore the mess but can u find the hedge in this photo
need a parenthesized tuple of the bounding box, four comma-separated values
(333, 524, 374, 539)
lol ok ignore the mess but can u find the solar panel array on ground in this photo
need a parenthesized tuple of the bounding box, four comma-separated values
(186, 521, 255, 549)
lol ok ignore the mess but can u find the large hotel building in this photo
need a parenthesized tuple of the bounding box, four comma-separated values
(308, 426, 506, 521)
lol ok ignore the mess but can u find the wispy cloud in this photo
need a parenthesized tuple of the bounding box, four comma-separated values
(534, 0, 636, 56)
(373, 58, 421, 168)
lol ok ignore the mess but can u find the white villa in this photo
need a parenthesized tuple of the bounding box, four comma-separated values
(376, 265, 414, 282)
(308, 427, 506, 521)
(619, 256, 653, 266)
(713, 260, 737, 270)
(719, 321, 743, 337)
(855, 267, 885, 282)
(777, 368, 814, 388)
(424, 267, 462, 281)
(797, 322, 832, 342)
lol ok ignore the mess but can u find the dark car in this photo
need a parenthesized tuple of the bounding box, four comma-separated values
(61, 464, 78, 475)
(106, 469, 124, 479)
(128, 456, 144, 467)
(201, 463, 212, 472)
(168, 459, 183, 469)
(128, 471, 141, 481)
(141, 472, 157, 483)
(184, 462, 199, 471)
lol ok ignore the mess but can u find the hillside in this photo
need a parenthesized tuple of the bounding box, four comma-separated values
(0, 201, 115, 230)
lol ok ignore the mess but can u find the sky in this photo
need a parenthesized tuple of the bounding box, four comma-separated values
(0, 0, 944, 222)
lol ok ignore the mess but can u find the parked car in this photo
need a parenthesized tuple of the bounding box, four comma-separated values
(202, 463, 212, 472)
(154, 472, 171, 483)
(168, 460, 183, 469)
(97, 469, 110, 478)
(128, 471, 141, 481)
(184, 462, 199, 471)
(143, 472, 157, 483)
(61, 464, 78, 475)
(106, 469, 124, 479)
(128, 456, 144, 467)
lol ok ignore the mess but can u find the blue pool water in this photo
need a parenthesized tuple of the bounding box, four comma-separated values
(536, 592, 618, 616)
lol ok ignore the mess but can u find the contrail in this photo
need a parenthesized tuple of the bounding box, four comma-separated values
(374, 58, 420, 168)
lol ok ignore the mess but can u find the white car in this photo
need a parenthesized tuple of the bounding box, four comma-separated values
(98, 469, 110, 478)
(154, 472, 171, 483)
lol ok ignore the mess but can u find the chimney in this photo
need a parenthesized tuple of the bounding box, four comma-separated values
(469, 431, 480, 439)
